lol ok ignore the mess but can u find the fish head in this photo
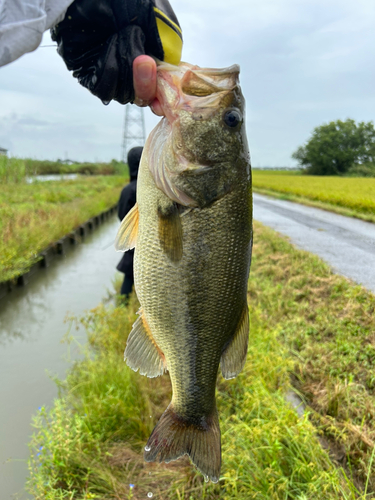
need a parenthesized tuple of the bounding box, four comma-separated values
(148, 62, 251, 208)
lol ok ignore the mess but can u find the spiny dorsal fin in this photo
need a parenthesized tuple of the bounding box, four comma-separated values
(220, 304, 249, 380)
(115, 203, 139, 252)
(125, 308, 167, 378)
(158, 202, 183, 263)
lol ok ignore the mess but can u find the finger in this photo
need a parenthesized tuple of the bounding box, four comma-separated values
(150, 98, 164, 116)
(133, 55, 157, 106)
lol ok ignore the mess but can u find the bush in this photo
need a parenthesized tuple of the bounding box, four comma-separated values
(347, 162, 375, 177)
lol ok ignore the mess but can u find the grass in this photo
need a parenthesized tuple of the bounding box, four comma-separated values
(249, 222, 375, 494)
(24, 158, 128, 177)
(27, 299, 352, 499)
(252, 170, 375, 222)
(0, 156, 128, 183)
(0, 176, 125, 282)
(27, 222, 375, 499)
(0, 156, 26, 183)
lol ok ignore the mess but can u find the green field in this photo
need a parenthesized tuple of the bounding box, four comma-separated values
(27, 222, 375, 499)
(252, 170, 375, 222)
(0, 176, 125, 282)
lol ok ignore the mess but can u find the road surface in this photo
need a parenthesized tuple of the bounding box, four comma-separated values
(253, 193, 375, 294)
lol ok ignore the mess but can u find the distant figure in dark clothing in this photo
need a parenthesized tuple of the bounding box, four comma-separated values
(117, 146, 143, 298)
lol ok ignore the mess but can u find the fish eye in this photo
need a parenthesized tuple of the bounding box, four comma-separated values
(223, 109, 242, 128)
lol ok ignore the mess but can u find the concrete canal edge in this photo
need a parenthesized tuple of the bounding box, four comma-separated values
(0, 204, 118, 300)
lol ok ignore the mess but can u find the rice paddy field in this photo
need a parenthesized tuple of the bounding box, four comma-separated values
(27, 222, 375, 499)
(252, 171, 375, 222)
(0, 176, 125, 283)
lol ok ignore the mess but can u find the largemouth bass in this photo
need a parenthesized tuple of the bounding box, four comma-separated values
(116, 61, 252, 482)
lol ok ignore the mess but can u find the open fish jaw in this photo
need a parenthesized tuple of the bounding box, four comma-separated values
(148, 62, 249, 209)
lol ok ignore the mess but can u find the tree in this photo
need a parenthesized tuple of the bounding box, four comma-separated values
(292, 119, 375, 175)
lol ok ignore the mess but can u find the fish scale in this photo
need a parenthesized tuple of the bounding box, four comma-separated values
(116, 61, 252, 482)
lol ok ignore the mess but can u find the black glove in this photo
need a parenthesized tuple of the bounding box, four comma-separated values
(51, 0, 182, 105)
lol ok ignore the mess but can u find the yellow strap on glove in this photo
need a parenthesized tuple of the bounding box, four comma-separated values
(153, 2, 183, 65)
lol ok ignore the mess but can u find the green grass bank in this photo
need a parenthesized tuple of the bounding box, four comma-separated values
(0, 176, 125, 282)
(24, 158, 128, 177)
(0, 156, 128, 181)
(27, 222, 375, 499)
(252, 170, 375, 223)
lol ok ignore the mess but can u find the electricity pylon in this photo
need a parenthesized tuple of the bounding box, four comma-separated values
(121, 104, 146, 162)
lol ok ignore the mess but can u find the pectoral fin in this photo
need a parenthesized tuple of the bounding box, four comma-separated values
(125, 308, 167, 378)
(220, 304, 249, 379)
(115, 203, 139, 251)
(158, 202, 183, 262)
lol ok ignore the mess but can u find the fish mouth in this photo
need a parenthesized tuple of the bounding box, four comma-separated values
(152, 61, 241, 119)
(156, 60, 240, 81)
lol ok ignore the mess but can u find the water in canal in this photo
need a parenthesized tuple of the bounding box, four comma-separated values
(26, 174, 79, 183)
(0, 214, 122, 499)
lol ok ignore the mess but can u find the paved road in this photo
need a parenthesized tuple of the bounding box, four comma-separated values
(253, 193, 375, 294)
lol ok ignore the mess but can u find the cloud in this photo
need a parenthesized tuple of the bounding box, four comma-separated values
(0, 0, 374, 165)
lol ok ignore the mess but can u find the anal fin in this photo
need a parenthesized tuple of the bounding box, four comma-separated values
(125, 308, 167, 378)
(115, 203, 139, 252)
(220, 304, 249, 380)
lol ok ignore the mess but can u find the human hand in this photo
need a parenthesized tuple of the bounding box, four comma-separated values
(51, 0, 182, 113)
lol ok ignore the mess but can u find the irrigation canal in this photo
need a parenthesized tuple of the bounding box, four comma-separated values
(0, 213, 121, 499)
(253, 193, 375, 294)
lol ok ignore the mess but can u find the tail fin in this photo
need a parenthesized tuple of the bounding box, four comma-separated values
(144, 403, 221, 483)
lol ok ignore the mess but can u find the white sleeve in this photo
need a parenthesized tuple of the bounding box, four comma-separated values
(0, 0, 74, 67)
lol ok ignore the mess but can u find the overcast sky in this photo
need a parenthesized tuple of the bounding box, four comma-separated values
(0, 0, 374, 166)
